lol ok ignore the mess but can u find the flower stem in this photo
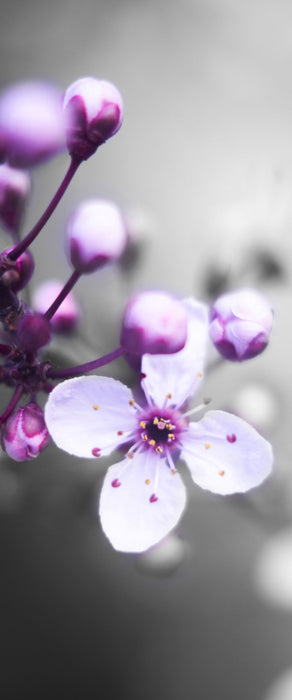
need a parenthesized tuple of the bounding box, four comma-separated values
(47, 345, 125, 379)
(44, 269, 81, 321)
(0, 385, 23, 425)
(8, 157, 81, 262)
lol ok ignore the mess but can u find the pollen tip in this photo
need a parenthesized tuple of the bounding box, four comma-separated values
(111, 478, 121, 487)
(149, 493, 158, 503)
(92, 404, 99, 410)
(92, 447, 101, 457)
(226, 433, 237, 443)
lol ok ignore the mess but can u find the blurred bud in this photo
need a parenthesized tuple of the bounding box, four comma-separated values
(120, 291, 188, 355)
(66, 199, 127, 273)
(0, 81, 65, 168)
(1, 401, 50, 461)
(32, 279, 80, 333)
(1, 248, 34, 291)
(209, 288, 273, 361)
(18, 311, 51, 352)
(63, 77, 123, 160)
(0, 163, 31, 233)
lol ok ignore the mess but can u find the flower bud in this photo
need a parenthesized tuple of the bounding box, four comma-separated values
(0, 163, 31, 233)
(120, 291, 188, 355)
(1, 248, 34, 291)
(209, 288, 273, 361)
(32, 280, 80, 333)
(17, 311, 51, 352)
(66, 199, 127, 273)
(0, 81, 65, 168)
(63, 77, 123, 160)
(1, 401, 50, 461)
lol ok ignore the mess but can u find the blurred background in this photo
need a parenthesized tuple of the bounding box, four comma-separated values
(1, 0, 292, 698)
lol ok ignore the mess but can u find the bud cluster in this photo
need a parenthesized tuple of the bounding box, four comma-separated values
(0, 76, 274, 463)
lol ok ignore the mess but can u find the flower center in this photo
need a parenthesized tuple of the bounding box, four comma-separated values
(137, 408, 185, 455)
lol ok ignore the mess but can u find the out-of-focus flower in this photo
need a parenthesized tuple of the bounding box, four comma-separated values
(45, 299, 273, 553)
(0, 81, 65, 168)
(66, 199, 127, 273)
(209, 288, 273, 361)
(32, 279, 80, 333)
(0, 163, 31, 233)
(120, 290, 188, 356)
(1, 401, 50, 461)
(63, 77, 123, 161)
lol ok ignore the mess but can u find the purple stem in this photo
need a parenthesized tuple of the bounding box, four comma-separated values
(0, 385, 23, 425)
(47, 345, 125, 379)
(8, 157, 81, 262)
(44, 269, 81, 321)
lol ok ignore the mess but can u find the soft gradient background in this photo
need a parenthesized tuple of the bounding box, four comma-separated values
(1, 1, 292, 698)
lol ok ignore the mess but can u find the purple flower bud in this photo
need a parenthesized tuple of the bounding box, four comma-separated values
(1, 401, 50, 461)
(66, 199, 127, 273)
(63, 77, 123, 160)
(0, 81, 65, 168)
(1, 248, 34, 291)
(17, 311, 51, 353)
(209, 288, 274, 361)
(0, 163, 31, 233)
(120, 291, 188, 355)
(32, 280, 80, 333)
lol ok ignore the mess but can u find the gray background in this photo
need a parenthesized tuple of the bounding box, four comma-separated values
(1, 1, 292, 698)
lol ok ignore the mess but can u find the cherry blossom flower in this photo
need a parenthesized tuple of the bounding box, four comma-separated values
(45, 298, 273, 553)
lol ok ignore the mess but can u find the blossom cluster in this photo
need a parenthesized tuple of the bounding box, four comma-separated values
(0, 76, 274, 553)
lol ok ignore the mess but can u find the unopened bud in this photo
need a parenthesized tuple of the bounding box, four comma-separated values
(32, 280, 80, 333)
(66, 199, 127, 273)
(0, 163, 31, 233)
(18, 311, 51, 352)
(1, 248, 34, 291)
(1, 401, 50, 461)
(209, 288, 274, 361)
(0, 81, 65, 168)
(63, 77, 123, 160)
(120, 291, 188, 355)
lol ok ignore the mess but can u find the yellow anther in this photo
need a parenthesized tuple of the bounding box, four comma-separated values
(165, 424, 172, 430)
(205, 443, 211, 449)
(142, 434, 148, 441)
(197, 372, 203, 378)
(145, 479, 151, 485)
(153, 417, 159, 425)
(166, 393, 172, 399)
(156, 446, 163, 453)
(129, 399, 135, 406)
(219, 470, 225, 476)
(92, 405, 99, 410)
(149, 439, 156, 447)
(139, 420, 146, 429)
(168, 433, 175, 441)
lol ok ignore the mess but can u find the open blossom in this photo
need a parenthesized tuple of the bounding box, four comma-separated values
(45, 298, 273, 553)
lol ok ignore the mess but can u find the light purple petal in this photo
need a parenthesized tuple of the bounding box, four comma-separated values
(141, 298, 209, 409)
(44, 376, 137, 458)
(99, 450, 187, 552)
(180, 409, 273, 495)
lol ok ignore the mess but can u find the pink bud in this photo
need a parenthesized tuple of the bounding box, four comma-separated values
(66, 199, 127, 273)
(18, 311, 51, 352)
(63, 77, 123, 160)
(32, 280, 80, 333)
(1, 402, 50, 461)
(0, 163, 31, 233)
(120, 291, 188, 355)
(209, 288, 274, 361)
(1, 248, 34, 291)
(0, 81, 65, 168)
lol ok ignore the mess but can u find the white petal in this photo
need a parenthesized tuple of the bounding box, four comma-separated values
(180, 409, 273, 495)
(141, 298, 209, 409)
(45, 375, 137, 458)
(99, 450, 187, 552)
